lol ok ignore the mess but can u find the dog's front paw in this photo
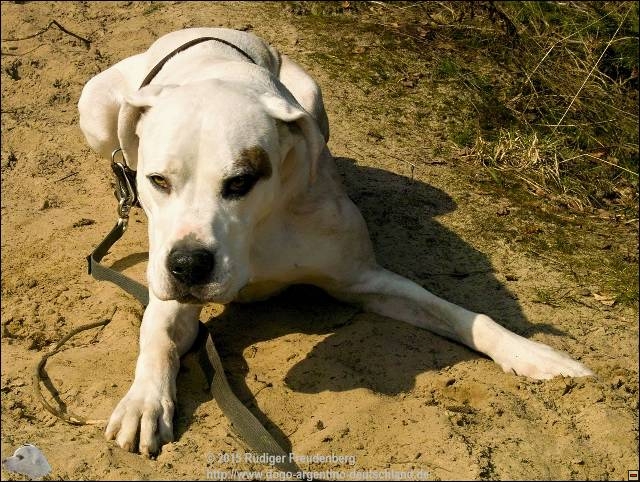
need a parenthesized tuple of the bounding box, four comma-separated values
(105, 381, 175, 457)
(493, 334, 594, 379)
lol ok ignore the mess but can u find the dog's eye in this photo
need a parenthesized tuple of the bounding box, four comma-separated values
(222, 174, 257, 199)
(148, 174, 171, 192)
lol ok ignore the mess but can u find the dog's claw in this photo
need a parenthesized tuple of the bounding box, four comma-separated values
(106, 381, 175, 455)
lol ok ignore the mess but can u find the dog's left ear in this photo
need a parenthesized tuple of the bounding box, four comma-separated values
(117, 84, 177, 170)
(259, 93, 325, 184)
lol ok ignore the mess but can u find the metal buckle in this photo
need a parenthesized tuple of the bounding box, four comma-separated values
(110, 148, 138, 224)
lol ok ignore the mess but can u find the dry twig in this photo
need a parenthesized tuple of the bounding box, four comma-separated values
(2, 20, 91, 48)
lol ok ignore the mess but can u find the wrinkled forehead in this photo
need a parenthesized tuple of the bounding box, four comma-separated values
(137, 86, 278, 174)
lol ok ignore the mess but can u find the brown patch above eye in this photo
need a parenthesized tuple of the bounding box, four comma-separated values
(235, 146, 272, 179)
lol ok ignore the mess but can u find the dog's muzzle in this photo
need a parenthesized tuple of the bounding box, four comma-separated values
(167, 245, 215, 286)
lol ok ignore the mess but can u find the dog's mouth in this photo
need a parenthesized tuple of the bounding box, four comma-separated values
(163, 289, 233, 305)
(162, 280, 236, 305)
(176, 293, 203, 304)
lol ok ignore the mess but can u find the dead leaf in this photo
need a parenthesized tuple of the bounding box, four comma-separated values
(522, 224, 543, 235)
(534, 187, 548, 197)
(592, 293, 616, 306)
(73, 218, 95, 228)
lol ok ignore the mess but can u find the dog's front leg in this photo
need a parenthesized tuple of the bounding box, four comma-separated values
(105, 293, 201, 456)
(327, 267, 593, 379)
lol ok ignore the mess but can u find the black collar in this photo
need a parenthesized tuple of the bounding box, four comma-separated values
(139, 36, 257, 89)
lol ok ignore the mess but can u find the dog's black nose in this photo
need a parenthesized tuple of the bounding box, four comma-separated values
(167, 247, 215, 286)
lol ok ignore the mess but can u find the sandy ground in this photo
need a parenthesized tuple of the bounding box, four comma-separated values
(1, 2, 638, 480)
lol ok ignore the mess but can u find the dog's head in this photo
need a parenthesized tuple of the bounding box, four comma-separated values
(117, 77, 325, 303)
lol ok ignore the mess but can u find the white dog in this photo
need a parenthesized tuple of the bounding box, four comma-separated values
(78, 28, 593, 456)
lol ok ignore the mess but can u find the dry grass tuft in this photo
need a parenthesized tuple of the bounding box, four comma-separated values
(478, 1, 639, 212)
(288, 1, 639, 214)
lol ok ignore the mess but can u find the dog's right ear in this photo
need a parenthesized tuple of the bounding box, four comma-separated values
(117, 84, 177, 170)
